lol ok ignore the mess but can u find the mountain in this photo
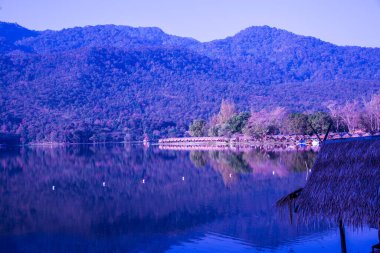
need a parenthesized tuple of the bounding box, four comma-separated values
(0, 22, 39, 52)
(0, 22, 39, 42)
(0, 22, 379, 143)
(16, 25, 199, 53)
(193, 26, 380, 82)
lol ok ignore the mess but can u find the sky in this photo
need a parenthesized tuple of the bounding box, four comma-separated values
(0, 0, 380, 47)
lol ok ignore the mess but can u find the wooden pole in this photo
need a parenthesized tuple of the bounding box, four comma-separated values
(372, 222, 380, 253)
(309, 123, 322, 142)
(288, 201, 293, 225)
(323, 123, 333, 142)
(339, 220, 347, 253)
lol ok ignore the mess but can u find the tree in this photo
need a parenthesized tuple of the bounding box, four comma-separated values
(308, 111, 334, 134)
(362, 93, 380, 133)
(326, 102, 347, 132)
(287, 113, 310, 135)
(338, 101, 362, 133)
(244, 107, 287, 137)
(207, 100, 238, 137)
(226, 112, 250, 134)
(217, 100, 237, 124)
(208, 125, 220, 137)
(189, 119, 207, 137)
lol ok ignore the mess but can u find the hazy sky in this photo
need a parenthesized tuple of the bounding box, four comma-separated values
(1, 0, 380, 47)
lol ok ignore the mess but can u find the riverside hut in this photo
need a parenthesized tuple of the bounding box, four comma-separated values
(277, 136, 380, 252)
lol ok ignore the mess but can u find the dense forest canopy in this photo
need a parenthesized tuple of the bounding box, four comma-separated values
(0, 22, 380, 143)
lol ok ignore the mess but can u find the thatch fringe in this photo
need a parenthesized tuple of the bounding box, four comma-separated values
(276, 188, 303, 208)
(278, 136, 380, 228)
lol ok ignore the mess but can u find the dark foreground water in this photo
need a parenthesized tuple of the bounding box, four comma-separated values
(0, 144, 377, 253)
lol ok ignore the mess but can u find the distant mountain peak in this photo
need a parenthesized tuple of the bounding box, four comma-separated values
(239, 25, 278, 33)
(230, 25, 321, 43)
(11, 23, 199, 53)
(0, 21, 26, 29)
(0, 21, 39, 42)
(191, 24, 333, 59)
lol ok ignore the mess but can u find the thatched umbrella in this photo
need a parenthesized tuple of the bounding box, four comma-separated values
(296, 136, 380, 227)
(277, 136, 380, 252)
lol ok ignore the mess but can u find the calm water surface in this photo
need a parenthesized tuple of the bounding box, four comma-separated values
(0, 144, 377, 252)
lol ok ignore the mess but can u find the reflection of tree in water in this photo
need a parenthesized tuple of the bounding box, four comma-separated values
(189, 151, 209, 168)
(285, 151, 317, 172)
(209, 151, 251, 173)
(190, 149, 317, 178)
(244, 150, 317, 177)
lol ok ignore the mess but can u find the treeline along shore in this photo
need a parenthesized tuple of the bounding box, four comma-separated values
(159, 93, 380, 150)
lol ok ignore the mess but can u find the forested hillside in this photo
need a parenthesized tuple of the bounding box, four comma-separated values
(1, 22, 379, 143)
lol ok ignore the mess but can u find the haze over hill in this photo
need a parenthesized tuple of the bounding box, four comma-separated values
(1, 22, 380, 142)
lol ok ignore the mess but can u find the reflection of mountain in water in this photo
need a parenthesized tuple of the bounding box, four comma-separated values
(0, 145, 320, 252)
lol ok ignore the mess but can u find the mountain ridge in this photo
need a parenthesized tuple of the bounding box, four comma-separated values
(3, 21, 380, 49)
(1, 21, 379, 142)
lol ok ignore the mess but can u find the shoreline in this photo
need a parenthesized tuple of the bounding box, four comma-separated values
(2, 132, 377, 151)
(158, 143, 317, 152)
(1, 141, 144, 148)
(158, 136, 317, 151)
(157, 133, 376, 151)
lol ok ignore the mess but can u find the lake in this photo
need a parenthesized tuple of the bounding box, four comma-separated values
(0, 144, 377, 253)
